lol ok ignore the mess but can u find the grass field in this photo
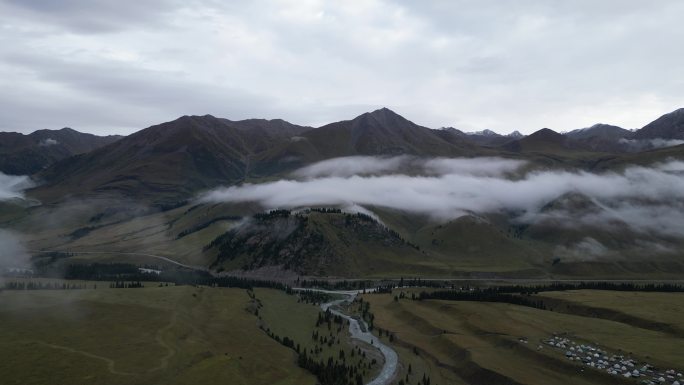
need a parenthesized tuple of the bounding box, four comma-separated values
(0, 284, 316, 385)
(361, 290, 684, 385)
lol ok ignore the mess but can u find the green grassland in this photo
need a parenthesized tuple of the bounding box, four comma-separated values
(360, 290, 684, 385)
(0, 284, 316, 385)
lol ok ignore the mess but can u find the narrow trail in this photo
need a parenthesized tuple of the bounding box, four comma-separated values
(148, 311, 178, 372)
(28, 249, 208, 272)
(296, 288, 399, 385)
(35, 341, 135, 376)
(34, 310, 180, 376)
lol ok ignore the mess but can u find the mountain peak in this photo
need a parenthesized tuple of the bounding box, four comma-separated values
(467, 129, 500, 137)
(532, 128, 561, 137)
(363, 107, 404, 120)
(351, 107, 414, 131)
(633, 107, 684, 140)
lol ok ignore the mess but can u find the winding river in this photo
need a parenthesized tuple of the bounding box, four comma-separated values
(298, 289, 399, 385)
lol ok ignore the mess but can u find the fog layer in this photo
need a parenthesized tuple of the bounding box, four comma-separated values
(202, 156, 684, 238)
(0, 172, 34, 200)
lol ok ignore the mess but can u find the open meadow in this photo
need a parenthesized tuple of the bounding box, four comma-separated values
(0, 284, 316, 385)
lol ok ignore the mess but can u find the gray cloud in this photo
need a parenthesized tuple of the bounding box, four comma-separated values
(554, 238, 610, 262)
(294, 156, 411, 179)
(0, 229, 30, 269)
(38, 138, 58, 146)
(1, 1, 683, 134)
(0, 172, 34, 200)
(201, 156, 684, 239)
(0, 0, 183, 33)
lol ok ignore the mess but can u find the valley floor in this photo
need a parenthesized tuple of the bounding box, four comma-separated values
(1, 282, 682, 385)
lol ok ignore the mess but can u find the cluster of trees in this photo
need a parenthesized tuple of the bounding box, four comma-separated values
(297, 351, 364, 385)
(309, 208, 343, 214)
(316, 310, 345, 329)
(254, 209, 293, 220)
(109, 281, 144, 288)
(259, 301, 367, 385)
(2, 281, 89, 290)
(30, 251, 73, 267)
(68, 225, 98, 239)
(205, 210, 311, 270)
(342, 213, 420, 249)
(296, 277, 450, 292)
(415, 282, 684, 312)
(153, 199, 189, 212)
(176, 215, 242, 239)
(417, 290, 547, 310)
(62, 263, 144, 280)
(34, 262, 291, 291)
(355, 298, 375, 330)
(297, 290, 333, 305)
(400, 277, 448, 288)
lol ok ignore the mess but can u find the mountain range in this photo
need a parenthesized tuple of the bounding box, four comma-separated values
(2, 107, 684, 279)
(0, 127, 121, 175)
(10, 106, 682, 204)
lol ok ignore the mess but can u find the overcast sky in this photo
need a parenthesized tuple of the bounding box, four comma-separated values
(1, 0, 683, 135)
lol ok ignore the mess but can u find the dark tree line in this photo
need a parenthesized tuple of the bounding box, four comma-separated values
(176, 215, 242, 239)
(464, 282, 684, 294)
(30, 251, 74, 266)
(296, 279, 374, 291)
(254, 209, 293, 220)
(109, 281, 144, 288)
(309, 208, 343, 214)
(297, 351, 363, 385)
(2, 281, 89, 290)
(417, 290, 548, 310)
(297, 290, 333, 305)
(32, 262, 291, 291)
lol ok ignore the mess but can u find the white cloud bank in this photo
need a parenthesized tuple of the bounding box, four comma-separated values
(201, 156, 684, 238)
(0, 172, 34, 200)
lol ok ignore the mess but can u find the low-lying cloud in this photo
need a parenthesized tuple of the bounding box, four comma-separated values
(554, 237, 610, 261)
(39, 138, 59, 146)
(294, 156, 527, 179)
(0, 172, 34, 200)
(619, 138, 684, 151)
(0, 229, 31, 270)
(201, 156, 684, 239)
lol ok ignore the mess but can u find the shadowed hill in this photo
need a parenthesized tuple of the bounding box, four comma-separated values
(441, 127, 524, 147)
(564, 124, 634, 153)
(0, 127, 121, 175)
(503, 128, 577, 153)
(205, 209, 427, 277)
(35, 115, 251, 202)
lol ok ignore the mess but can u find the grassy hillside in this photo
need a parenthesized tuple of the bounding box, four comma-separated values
(206, 210, 435, 277)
